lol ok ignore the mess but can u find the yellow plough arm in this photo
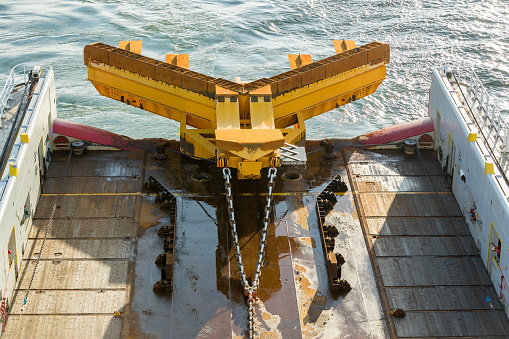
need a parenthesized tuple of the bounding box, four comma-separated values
(84, 39, 389, 179)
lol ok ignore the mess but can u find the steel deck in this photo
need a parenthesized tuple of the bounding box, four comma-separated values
(3, 147, 509, 338)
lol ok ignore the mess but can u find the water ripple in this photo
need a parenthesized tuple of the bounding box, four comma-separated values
(0, 0, 507, 139)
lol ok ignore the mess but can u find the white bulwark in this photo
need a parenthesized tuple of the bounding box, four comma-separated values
(0, 64, 54, 321)
(1, 61, 508, 336)
(430, 66, 509, 313)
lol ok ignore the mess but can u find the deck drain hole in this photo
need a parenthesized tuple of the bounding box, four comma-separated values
(191, 172, 212, 182)
(54, 252, 62, 256)
(282, 172, 302, 181)
(132, 175, 139, 179)
(33, 253, 39, 256)
(52, 260, 61, 265)
(372, 235, 377, 239)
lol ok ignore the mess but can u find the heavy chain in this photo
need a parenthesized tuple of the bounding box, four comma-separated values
(222, 165, 277, 338)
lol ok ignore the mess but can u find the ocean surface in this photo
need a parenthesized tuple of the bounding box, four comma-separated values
(0, 0, 508, 140)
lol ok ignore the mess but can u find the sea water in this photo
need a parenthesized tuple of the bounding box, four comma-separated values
(0, 0, 507, 140)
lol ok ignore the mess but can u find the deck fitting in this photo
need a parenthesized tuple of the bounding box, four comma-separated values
(320, 140, 337, 159)
(153, 142, 169, 161)
(315, 174, 350, 294)
(146, 176, 178, 293)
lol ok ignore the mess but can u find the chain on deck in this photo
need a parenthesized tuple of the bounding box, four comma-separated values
(222, 166, 276, 338)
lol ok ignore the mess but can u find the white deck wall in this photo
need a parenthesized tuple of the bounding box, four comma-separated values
(429, 68, 509, 313)
(0, 69, 54, 314)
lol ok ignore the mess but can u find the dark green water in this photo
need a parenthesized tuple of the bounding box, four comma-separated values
(1, 0, 507, 139)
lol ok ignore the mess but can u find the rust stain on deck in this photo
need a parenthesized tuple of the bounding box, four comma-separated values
(5, 148, 509, 338)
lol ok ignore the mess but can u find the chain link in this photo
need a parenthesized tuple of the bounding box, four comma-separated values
(223, 167, 248, 289)
(223, 164, 277, 338)
(253, 167, 276, 290)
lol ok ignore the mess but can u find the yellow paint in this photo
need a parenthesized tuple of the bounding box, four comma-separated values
(488, 222, 502, 273)
(165, 54, 189, 68)
(9, 163, 18, 177)
(215, 91, 240, 129)
(238, 161, 263, 180)
(272, 65, 386, 126)
(485, 160, 495, 175)
(288, 54, 312, 69)
(41, 192, 142, 196)
(282, 111, 306, 146)
(488, 222, 493, 269)
(250, 87, 275, 130)
(20, 133, 30, 143)
(144, 191, 347, 197)
(447, 133, 456, 190)
(41, 135, 46, 160)
(216, 153, 277, 173)
(467, 132, 477, 143)
(215, 129, 284, 160)
(493, 255, 501, 271)
(85, 40, 389, 179)
(333, 39, 356, 53)
(88, 65, 216, 128)
(181, 128, 217, 160)
(214, 84, 282, 175)
(119, 40, 142, 54)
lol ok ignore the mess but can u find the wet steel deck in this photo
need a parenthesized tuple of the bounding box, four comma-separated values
(344, 149, 509, 338)
(4, 147, 509, 338)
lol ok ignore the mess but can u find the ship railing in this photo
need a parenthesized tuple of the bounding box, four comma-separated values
(466, 70, 509, 173)
(0, 63, 49, 202)
(0, 63, 48, 126)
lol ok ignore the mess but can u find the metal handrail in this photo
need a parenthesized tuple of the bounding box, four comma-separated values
(0, 63, 49, 201)
(0, 63, 48, 119)
(453, 69, 509, 191)
(468, 70, 508, 159)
